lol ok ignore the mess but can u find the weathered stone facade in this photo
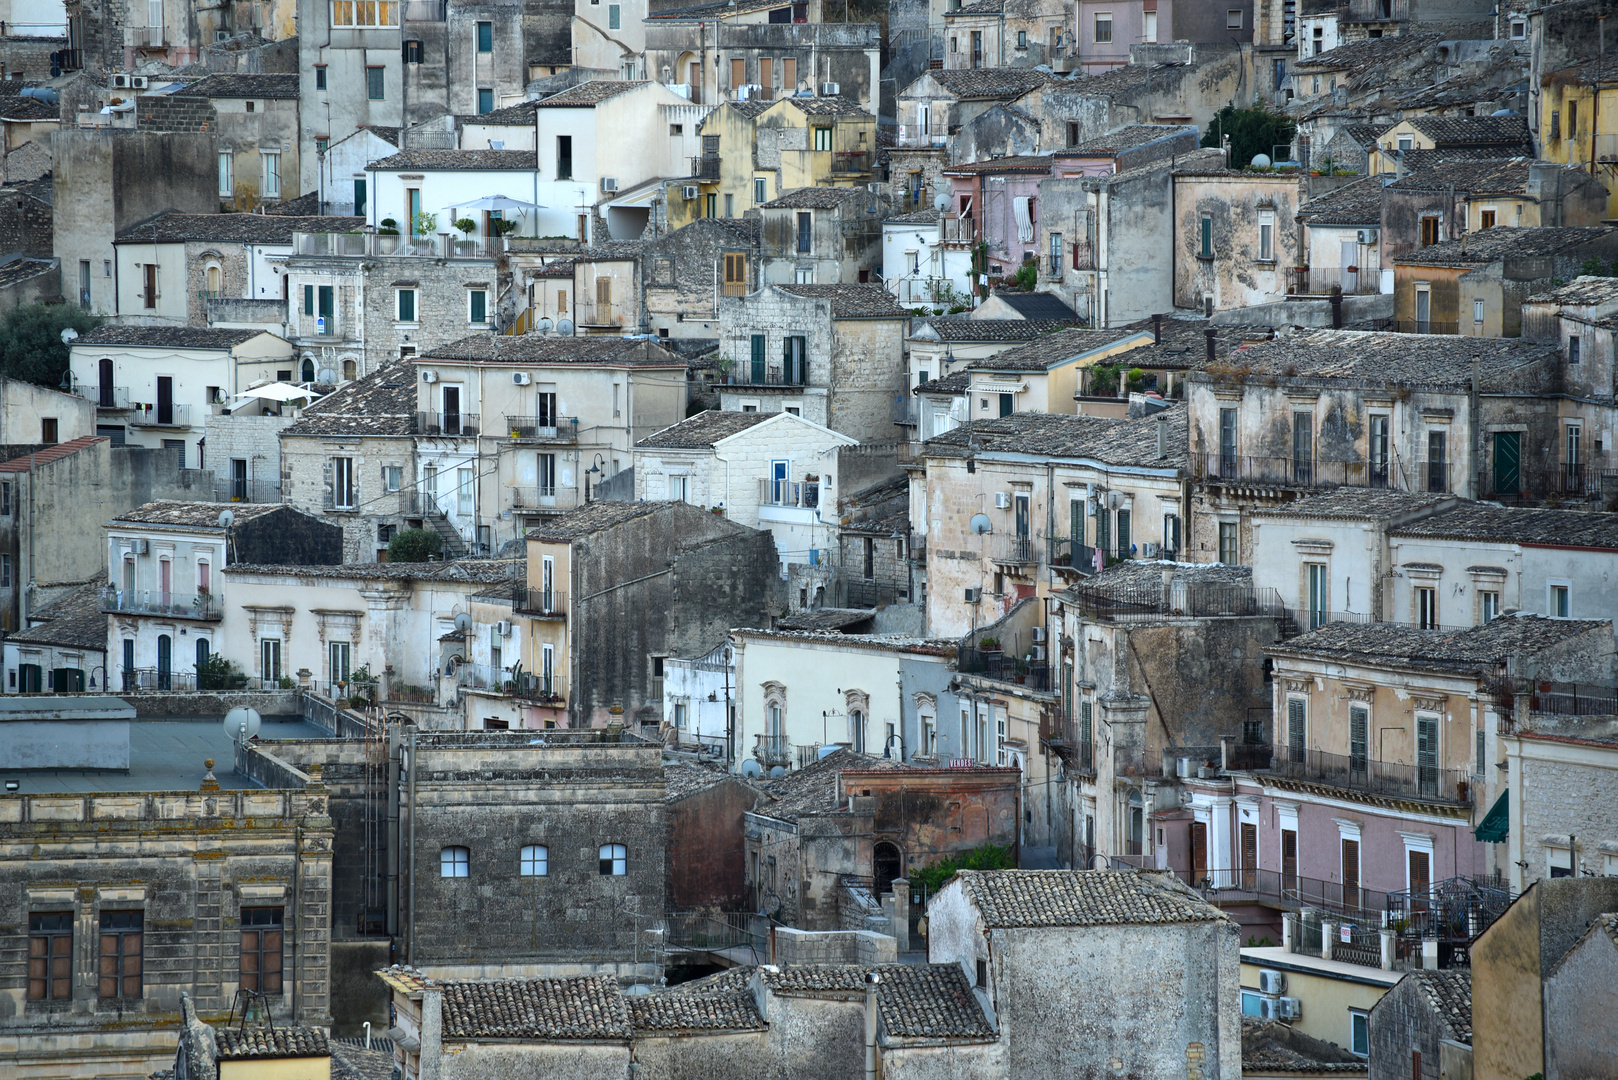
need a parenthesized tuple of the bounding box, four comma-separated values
(641, 217, 759, 340)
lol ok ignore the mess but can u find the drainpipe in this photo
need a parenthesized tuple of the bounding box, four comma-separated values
(406, 727, 417, 964)
(864, 970, 882, 1080)
(386, 725, 400, 936)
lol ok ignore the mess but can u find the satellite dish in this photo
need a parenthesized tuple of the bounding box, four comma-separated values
(769, 765, 786, 778)
(933, 193, 949, 211)
(453, 612, 473, 633)
(556, 318, 575, 337)
(217, 509, 235, 529)
(1250, 153, 1272, 168)
(224, 707, 261, 741)
(740, 759, 763, 777)
(60, 327, 79, 345)
(537, 317, 554, 335)
(969, 513, 993, 535)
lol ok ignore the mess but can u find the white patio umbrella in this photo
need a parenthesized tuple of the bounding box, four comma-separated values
(233, 382, 320, 403)
(442, 194, 545, 213)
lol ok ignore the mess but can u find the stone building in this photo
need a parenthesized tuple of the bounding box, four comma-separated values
(1543, 912, 1618, 1080)
(1, 576, 108, 693)
(0, 174, 53, 259)
(173, 73, 301, 210)
(1173, 168, 1304, 315)
(716, 282, 909, 443)
(640, 215, 758, 339)
(926, 868, 1241, 1079)
(664, 761, 766, 910)
(1366, 971, 1472, 1080)
(757, 186, 885, 286)
(0, 780, 333, 1079)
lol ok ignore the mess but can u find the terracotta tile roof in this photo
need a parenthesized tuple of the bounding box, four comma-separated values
(662, 760, 757, 802)
(966, 326, 1141, 371)
(282, 362, 417, 437)
(921, 68, 1062, 101)
(943, 155, 1053, 175)
(1389, 504, 1618, 550)
(915, 370, 970, 394)
(1526, 275, 1618, 306)
(214, 1025, 330, 1059)
(528, 501, 662, 542)
(761, 186, 870, 210)
(174, 73, 300, 99)
(1398, 226, 1615, 266)
(471, 98, 542, 125)
(74, 326, 266, 349)
(887, 209, 940, 224)
(536, 80, 646, 107)
(628, 990, 765, 1032)
(1271, 616, 1612, 675)
(1407, 970, 1471, 1044)
(758, 963, 994, 1038)
(1292, 32, 1442, 74)
(1405, 114, 1530, 148)
(911, 317, 1076, 343)
(227, 558, 522, 584)
(0, 258, 63, 290)
(439, 975, 632, 1039)
(772, 283, 910, 318)
(955, 868, 1228, 927)
(110, 500, 285, 529)
(1193, 328, 1559, 393)
(1297, 174, 1386, 227)
(636, 409, 774, 448)
(420, 336, 686, 367)
(1063, 123, 1195, 155)
(1257, 489, 1456, 522)
(1385, 157, 1535, 193)
(782, 95, 871, 117)
(115, 210, 366, 243)
(0, 436, 106, 473)
(368, 149, 537, 170)
(775, 608, 877, 631)
(9, 575, 110, 651)
(921, 407, 1188, 469)
(665, 966, 758, 995)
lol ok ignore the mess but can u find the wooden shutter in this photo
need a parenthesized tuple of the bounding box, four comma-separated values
(1190, 822, 1208, 882)
(1342, 838, 1360, 891)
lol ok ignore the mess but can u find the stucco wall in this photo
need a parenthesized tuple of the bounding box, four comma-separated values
(1544, 924, 1618, 1080)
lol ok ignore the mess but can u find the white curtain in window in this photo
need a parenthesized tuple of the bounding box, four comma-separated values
(1013, 196, 1034, 242)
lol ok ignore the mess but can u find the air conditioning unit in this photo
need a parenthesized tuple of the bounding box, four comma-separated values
(822, 81, 840, 96)
(683, 185, 699, 200)
(994, 492, 1011, 509)
(1278, 997, 1303, 1020)
(1031, 643, 1046, 661)
(1032, 626, 1046, 643)
(512, 372, 532, 385)
(112, 74, 131, 88)
(1258, 970, 1286, 995)
(601, 177, 619, 193)
(964, 586, 982, 603)
(496, 620, 512, 636)
(215, 30, 232, 42)
(1257, 997, 1282, 1021)
(130, 75, 148, 88)
(1357, 228, 1379, 244)
(131, 538, 149, 554)
(422, 370, 438, 383)
(1142, 541, 1160, 558)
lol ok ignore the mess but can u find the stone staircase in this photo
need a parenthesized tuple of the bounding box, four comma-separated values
(427, 512, 469, 558)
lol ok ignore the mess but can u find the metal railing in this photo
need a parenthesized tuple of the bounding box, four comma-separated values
(512, 587, 567, 616)
(1264, 744, 1473, 805)
(1049, 538, 1100, 573)
(1291, 266, 1380, 295)
(831, 151, 873, 174)
(1192, 451, 1405, 490)
(402, 0, 446, 18)
(958, 647, 1050, 690)
(508, 486, 581, 512)
(512, 672, 567, 703)
(1066, 580, 1286, 623)
(755, 732, 790, 768)
(503, 415, 579, 441)
(121, 668, 198, 692)
(1392, 320, 1461, 335)
(690, 156, 722, 180)
(103, 589, 222, 620)
(891, 399, 919, 425)
(89, 386, 131, 410)
(125, 25, 163, 46)
(574, 302, 621, 327)
(1518, 682, 1618, 718)
(129, 404, 192, 427)
(991, 535, 1037, 565)
(843, 579, 910, 608)
(664, 910, 767, 962)
(51, 48, 83, 72)
(942, 217, 975, 244)
(416, 411, 480, 437)
(759, 478, 819, 509)
(215, 479, 282, 504)
(669, 730, 729, 761)
(292, 232, 504, 259)
(726, 367, 810, 387)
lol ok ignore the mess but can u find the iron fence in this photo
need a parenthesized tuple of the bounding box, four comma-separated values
(755, 733, 790, 768)
(416, 411, 480, 437)
(759, 478, 820, 508)
(103, 589, 222, 620)
(958, 647, 1050, 689)
(129, 403, 192, 428)
(502, 415, 579, 441)
(843, 578, 909, 608)
(1392, 320, 1461, 335)
(690, 156, 722, 180)
(1291, 266, 1380, 295)
(1191, 451, 1404, 490)
(1265, 743, 1473, 805)
(1065, 580, 1286, 623)
(991, 535, 1037, 565)
(512, 588, 567, 616)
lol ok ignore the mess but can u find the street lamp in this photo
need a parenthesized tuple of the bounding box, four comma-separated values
(585, 454, 604, 502)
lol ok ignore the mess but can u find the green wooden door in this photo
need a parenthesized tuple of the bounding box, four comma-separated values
(750, 334, 765, 384)
(1493, 431, 1520, 495)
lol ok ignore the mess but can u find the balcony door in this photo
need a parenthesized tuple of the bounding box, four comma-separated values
(157, 633, 172, 691)
(1493, 431, 1520, 495)
(1416, 715, 1438, 797)
(156, 376, 174, 426)
(1240, 822, 1257, 890)
(99, 358, 115, 407)
(771, 460, 788, 505)
(1014, 493, 1030, 555)
(1190, 821, 1208, 884)
(441, 384, 462, 435)
(1281, 828, 1297, 894)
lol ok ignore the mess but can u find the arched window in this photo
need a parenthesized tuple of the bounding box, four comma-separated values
(205, 263, 222, 298)
(440, 846, 469, 877)
(342, 358, 357, 381)
(520, 845, 548, 876)
(194, 637, 210, 672)
(873, 841, 903, 895)
(598, 843, 626, 876)
(300, 357, 316, 382)
(850, 709, 866, 753)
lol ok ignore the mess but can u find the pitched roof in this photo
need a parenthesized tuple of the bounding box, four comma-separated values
(438, 976, 633, 1040)
(1194, 328, 1559, 393)
(772, 283, 910, 318)
(469, 98, 542, 125)
(0, 436, 107, 474)
(1405, 970, 1472, 1044)
(110, 500, 286, 529)
(782, 95, 871, 117)
(774, 607, 878, 631)
(115, 210, 366, 243)
(1256, 489, 1456, 522)
(173, 72, 300, 99)
(281, 362, 416, 437)
(924, 68, 1061, 100)
(367, 149, 537, 170)
(753, 747, 918, 821)
(8, 575, 110, 651)
(1297, 174, 1386, 227)
(760, 186, 870, 210)
(228, 557, 522, 584)
(1405, 114, 1531, 148)
(636, 409, 774, 448)
(536, 80, 646, 107)
(943, 155, 1053, 175)
(983, 291, 1078, 320)
(0, 92, 58, 120)
(1385, 157, 1534, 194)
(628, 991, 766, 1033)
(1397, 226, 1615, 266)
(214, 1025, 330, 1060)
(73, 326, 265, 349)
(760, 964, 996, 1038)
(911, 317, 1075, 342)
(965, 326, 1139, 371)
(420, 335, 686, 366)
(921, 407, 1188, 469)
(1389, 503, 1618, 550)
(1526, 275, 1618, 306)
(1292, 32, 1441, 74)
(528, 500, 662, 542)
(1271, 616, 1612, 675)
(954, 869, 1228, 928)
(1063, 123, 1195, 155)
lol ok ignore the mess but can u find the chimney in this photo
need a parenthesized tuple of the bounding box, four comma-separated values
(1330, 287, 1343, 329)
(1204, 327, 1217, 362)
(1156, 415, 1169, 459)
(1152, 312, 1162, 344)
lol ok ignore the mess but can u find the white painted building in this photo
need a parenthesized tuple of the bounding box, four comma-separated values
(660, 639, 733, 757)
(883, 210, 974, 308)
(316, 126, 401, 216)
(365, 149, 542, 244)
(633, 409, 855, 569)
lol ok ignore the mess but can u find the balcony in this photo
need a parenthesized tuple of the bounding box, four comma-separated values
(503, 415, 579, 442)
(755, 732, 791, 768)
(508, 486, 582, 513)
(1290, 266, 1380, 296)
(512, 587, 567, 617)
(1066, 579, 1286, 623)
(1050, 537, 1101, 575)
(416, 411, 480, 437)
(843, 578, 910, 608)
(941, 217, 975, 245)
(51, 48, 83, 72)
(125, 25, 164, 46)
(891, 398, 919, 425)
(574, 301, 622, 327)
(691, 155, 722, 181)
(89, 386, 131, 411)
(990, 534, 1037, 567)
(513, 672, 568, 704)
(959, 646, 1051, 690)
(831, 150, 873, 175)
(759, 477, 820, 509)
(725, 367, 810, 388)
(215, 479, 282, 504)
(129, 403, 192, 428)
(292, 232, 504, 259)
(1191, 451, 1405, 491)
(1263, 744, 1473, 805)
(104, 588, 222, 621)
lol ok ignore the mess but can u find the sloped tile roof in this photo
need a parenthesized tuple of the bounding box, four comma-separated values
(1292, 32, 1441, 74)
(1407, 970, 1472, 1044)
(912, 317, 1075, 342)
(636, 409, 774, 448)
(1193, 328, 1559, 393)
(753, 747, 917, 820)
(536, 80, 646, 107)
(924, 68, 1061, 100)
(955, 869, 1228, 927)
(471, 98, 542, 125)
(115, 210, 365, 243)
(8, 575, 109, 651)
(1272, 616, 1611, 674)
(0, 436, 107, 473)
(1397, 225, 1614, 266)
(439, 976, 632, 1039)
(1526, 275, 1618, 306)
(783, 95, 871, 117)
(281, 362, 417, 438)
(1064, 123, 1194, 155)
(1389, 504, 1618, 549)
(984, 291, 1078, 320)
(1257, 489, 1456, 522)
(965, 326, 1133, 370)
(1406, 114, 1530, 148)
(773, 283, 910, 318)
(943, 155, 1053, 175)
(873, 963, 997, 1039)
(174, 72, 300, 99)
(110, 500, 286, 529)
(75, 326, 265, 349)
(368, 149, 537, 170)
(1297, 174, 1386, 227)
(420, 335, 686, 366)
(921, 407, 1188, 469)
(761, 186, 869, 210)
(528, 500, 662, 542)
(775, 607, 878, 631)
(214, 1025, 330, 1059)
(628, 990, 765, 1032)
(1385, 157, 1532, 193)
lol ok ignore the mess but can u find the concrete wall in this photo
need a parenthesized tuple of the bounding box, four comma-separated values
(772, 927, 897, 964)
(1174, 173, 1303, 313)
(0, 717, 129, 768)
(1544, 923, 1618, 1080)
(1367, 973, 1462, 1080)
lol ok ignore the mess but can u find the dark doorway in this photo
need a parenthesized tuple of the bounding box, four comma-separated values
(1493, 431, 1520, 495)
(873, 842, 903, 895)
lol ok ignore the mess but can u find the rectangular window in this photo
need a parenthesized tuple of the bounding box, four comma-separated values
(1218, 521, 1238, 565)
(754, 177, 767, 204)
(315, 65, 327, 89)
(383, 465, 402, 492)
(557, 135, 572, 179)
(262, 151, 281, 199)
(239, 907, 284, 995)
(1258, 210, 1274, 261)
(1199, 215, 1213, 258)
(469, 290, 487, 323)
(28, 912, 72, 1001)
(1569, 335, 1581, 364)
(397, 288, 416, 322)
(724, 193, 734, 217)
(41, 418, 57, 445)
(219, 152, 233, 197)
(332, 0, 398, 26)
(797, 212, 812, 253)
(1350, 1012, 1369, 1057)
(520, 845, 548, 875)
(1286, 698, 1305, 754)
(1480, 591, 1499, 622)
(1308, 562, 1328, 629)
(1349, 706, 1368, 772)
(99, 910, 143, 999)
(783, 57, 796, 90)
(608, 3, 620, 28)
(599, 843, 627, 875)
(262, 639, 281, 683)
(1427, 430, 1447, 492)
(353, 177, 365, 214)
(441, 846, 469, 877)
(1550, 583, 1571, 618)
(1420, 216, 1439, 247)
(1418, 586, 1438, 630)
(1342, 837, 1360, 894)
(1474, 298, 1485, 324)
(334, 456, 355, 509)
(330, 640, 351, 686)
(1094, 13, 1112, 42)
(813, 127, 832, 151)
(366, 66, 385, 100)
(1226, 8, 1243, 28)
(143, 263, 158, 309)
(476, 19, 492, 51)
(477, 87, 493, 113)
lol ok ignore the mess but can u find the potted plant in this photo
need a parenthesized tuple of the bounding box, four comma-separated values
(979, 636, 1000, 654)
(379, 217, 399, 236)
(715, 355, 736, 383)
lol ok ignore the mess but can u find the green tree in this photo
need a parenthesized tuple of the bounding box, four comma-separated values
(0, 303, 103, 389)
(387, 527, 443, 563)
(1201, 103, 1297, 171)
(907, 843, 1017, 895)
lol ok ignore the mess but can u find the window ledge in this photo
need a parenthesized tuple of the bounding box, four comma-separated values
(1255, 258, 1277, 266)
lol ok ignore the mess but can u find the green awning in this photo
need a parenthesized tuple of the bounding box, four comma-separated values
(1475, 788, 1509, 843)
